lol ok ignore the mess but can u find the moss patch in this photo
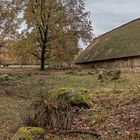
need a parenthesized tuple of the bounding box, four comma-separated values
(48, 88, 93, 108)
(71, 90, 93, 108)
(49, 88, 72, 100)
(11, 127, 45, 140)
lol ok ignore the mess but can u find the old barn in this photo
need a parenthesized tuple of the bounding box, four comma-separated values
(76, 18, 140, 71)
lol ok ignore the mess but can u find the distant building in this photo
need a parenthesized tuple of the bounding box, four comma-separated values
(75, 18, 140, 71)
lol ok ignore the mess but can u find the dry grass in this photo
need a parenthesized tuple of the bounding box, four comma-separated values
(0, 68, 140, 139)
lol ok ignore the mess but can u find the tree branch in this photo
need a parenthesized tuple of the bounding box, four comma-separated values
(31, 52, 41, 60)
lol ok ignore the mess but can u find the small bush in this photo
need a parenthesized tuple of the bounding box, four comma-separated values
(98, 70, 121, 81)
(34, 97, 73, 130)
(0, 74, 10, 85)
(112, 70, 121, 80)
(33, 88, 93, 130)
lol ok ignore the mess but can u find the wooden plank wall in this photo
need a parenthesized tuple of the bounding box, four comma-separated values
(79, 57, 140, 72)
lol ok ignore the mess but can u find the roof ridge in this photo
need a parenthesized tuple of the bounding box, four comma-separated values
(94, 18, 140, 40)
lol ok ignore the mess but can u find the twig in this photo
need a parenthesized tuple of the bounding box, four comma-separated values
(52, 130, 101, 138)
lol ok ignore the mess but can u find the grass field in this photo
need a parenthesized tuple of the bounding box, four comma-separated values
(0, 68, 140, 139)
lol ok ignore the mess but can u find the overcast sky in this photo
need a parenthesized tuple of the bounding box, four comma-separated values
(86, 0, 140, 36)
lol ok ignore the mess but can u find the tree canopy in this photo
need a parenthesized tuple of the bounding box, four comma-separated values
(0, 0, 23, 46)
(2, 0, 93, 70)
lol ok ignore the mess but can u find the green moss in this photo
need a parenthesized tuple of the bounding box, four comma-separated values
(48, 88, 93, 108)
(11, 127, 45, 140)
(18, 127, 44, 135)
(49, 88, 72, 100)
(71, 90, 93, 108)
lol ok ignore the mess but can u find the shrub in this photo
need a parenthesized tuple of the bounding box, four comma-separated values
(33, 88, 93, 130)
(34, 96, 73, 130)
(98, 70, 121, 81)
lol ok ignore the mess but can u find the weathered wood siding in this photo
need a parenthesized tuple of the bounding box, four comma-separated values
(79, 57, 140, 72)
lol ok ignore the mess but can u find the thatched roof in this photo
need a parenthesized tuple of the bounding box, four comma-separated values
(76, 18, 140, 64)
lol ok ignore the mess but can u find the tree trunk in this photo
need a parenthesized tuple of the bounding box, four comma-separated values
(40, 46, 46, 70)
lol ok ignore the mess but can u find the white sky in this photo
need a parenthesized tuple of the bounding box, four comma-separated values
(86, 0, 140, 36)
